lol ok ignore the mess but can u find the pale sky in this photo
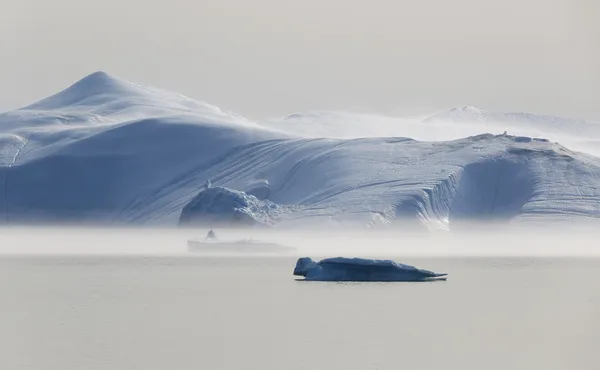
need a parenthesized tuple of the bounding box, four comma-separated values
(1, 0, 598, 121)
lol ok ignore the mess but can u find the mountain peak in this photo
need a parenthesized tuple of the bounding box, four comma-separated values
(75, 70, 116, 85)
(65, 70, 129, 95)
(15, 71, 253, 127)
(451, 105, 482, 113)
(423, 106, 486, 123)
(22, 70, 137, 111)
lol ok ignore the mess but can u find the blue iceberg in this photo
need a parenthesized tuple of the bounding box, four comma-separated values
(293, 257, 448, 282)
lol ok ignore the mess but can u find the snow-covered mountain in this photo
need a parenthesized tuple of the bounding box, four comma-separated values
(422, 106, 600, 156)
(0, 71, 599, 230)
(262, 106, 600, 156)
(423, 105, 598, 132)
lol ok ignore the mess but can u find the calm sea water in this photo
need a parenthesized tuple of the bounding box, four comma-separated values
(1, 255, 598, 370)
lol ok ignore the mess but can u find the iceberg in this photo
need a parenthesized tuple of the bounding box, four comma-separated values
(1, 71, 599, 229)
(179, 186, 296, 227)
(293, 257, 447, 282)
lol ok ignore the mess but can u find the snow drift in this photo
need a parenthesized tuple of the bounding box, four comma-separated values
(0, 71, 599, 229)
(179, 186, 295, 227)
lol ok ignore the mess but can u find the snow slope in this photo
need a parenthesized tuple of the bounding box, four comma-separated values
(0, 71, 599, 229)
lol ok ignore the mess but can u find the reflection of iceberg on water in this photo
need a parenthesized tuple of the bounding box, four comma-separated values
(293, 257, 447, 282)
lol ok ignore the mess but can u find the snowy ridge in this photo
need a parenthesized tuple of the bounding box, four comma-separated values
(264, 107, 600, 156)
(423, 106, 600, 156)
(264, 111, 429, 140)
(423, 106, 598, 130)
(0, 71, 599, 229)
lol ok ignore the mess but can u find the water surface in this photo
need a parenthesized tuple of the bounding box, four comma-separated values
(1, 255, 598, 370)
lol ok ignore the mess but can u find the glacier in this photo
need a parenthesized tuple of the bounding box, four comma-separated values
(293, 257, 448, 282)
(0, 71, 599, 230)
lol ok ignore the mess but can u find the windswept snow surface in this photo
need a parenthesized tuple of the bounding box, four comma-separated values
(293, 257, 447, 281)
(0, 71, 599, 229)
(265, 107, 600, 156)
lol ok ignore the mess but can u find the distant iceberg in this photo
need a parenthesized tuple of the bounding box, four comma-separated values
(293, 257, 447, 282)
(187, 238, 295, 254)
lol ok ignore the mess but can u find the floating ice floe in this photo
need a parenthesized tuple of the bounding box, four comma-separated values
(293, 257, 447, 282)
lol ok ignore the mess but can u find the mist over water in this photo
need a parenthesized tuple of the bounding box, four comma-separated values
(1, 223, 599, 257)
(1, 226, 599, 370)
